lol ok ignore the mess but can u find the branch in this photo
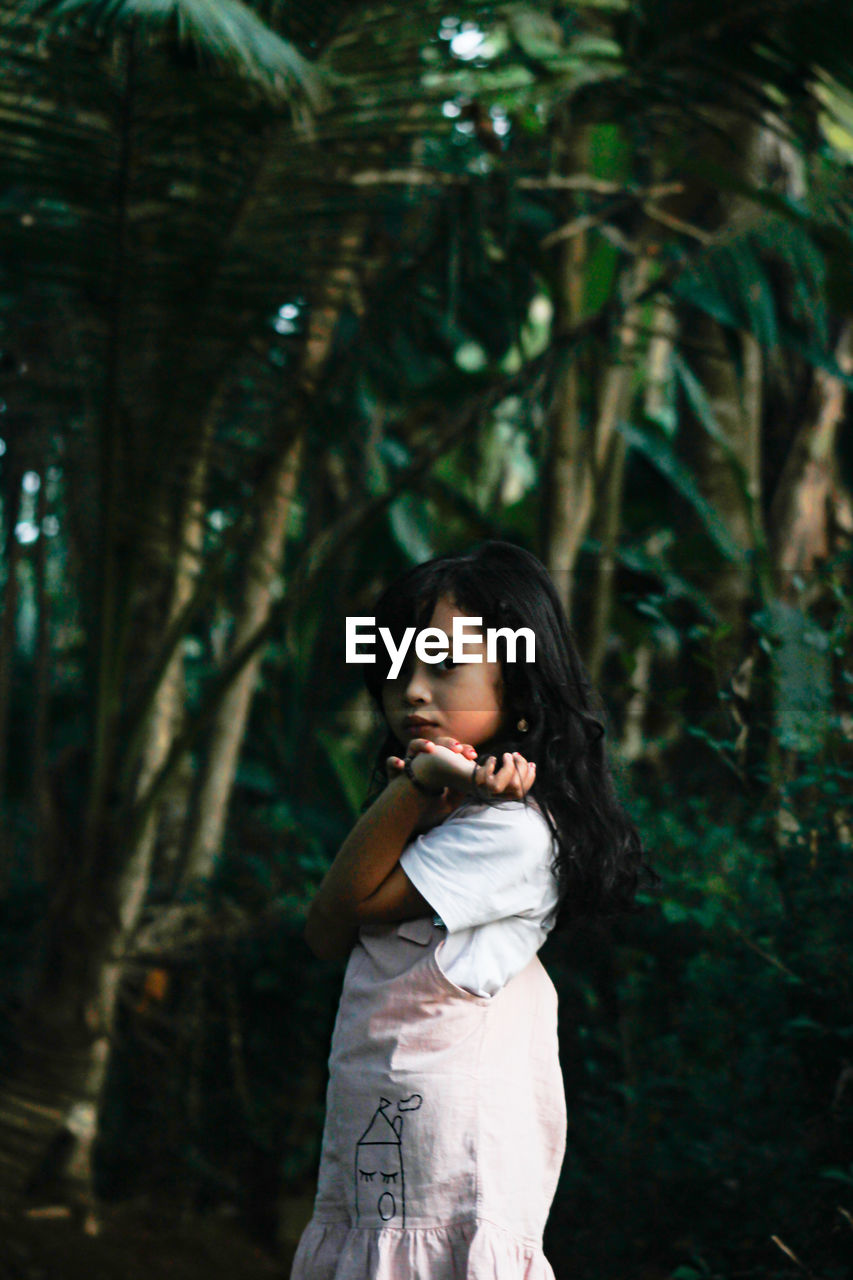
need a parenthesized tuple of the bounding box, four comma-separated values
(345, 168, 684, 201)
(117, 500, 255, 796)
(83, 21, 136, 864)
(123, 389, 507, 848)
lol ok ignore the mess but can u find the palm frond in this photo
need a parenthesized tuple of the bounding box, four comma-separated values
(670, 212, 831, 355)
(11, 0, 331, 107)
(615, 418, 749, 565)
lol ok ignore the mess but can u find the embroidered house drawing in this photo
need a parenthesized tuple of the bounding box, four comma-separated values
(355, 1095, 422, 1226)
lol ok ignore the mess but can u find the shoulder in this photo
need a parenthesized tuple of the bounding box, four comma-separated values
(444, 797, 555, 854)
(448, 794, 551, 827)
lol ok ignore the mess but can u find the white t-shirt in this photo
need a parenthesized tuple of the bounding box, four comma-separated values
(398, 798, 560, 998)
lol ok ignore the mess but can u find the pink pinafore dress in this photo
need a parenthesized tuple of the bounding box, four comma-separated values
(290, 915, 567, 1278)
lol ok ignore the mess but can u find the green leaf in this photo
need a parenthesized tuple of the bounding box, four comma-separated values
(784, 1016, 826, 1034)
(506, 7, 565, 62)
(315, 730, 365, 820)
(615, 420, 747, 564)
(387, 492, 437, 564)
(661, 900, 692, 924)
(670, 195, 831, 356)
(671, 353, 742, 472)
(610, 539, 720, 622)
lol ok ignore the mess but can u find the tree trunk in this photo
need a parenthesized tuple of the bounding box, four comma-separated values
(543, 124, 589, 620)
(543, 127, 651, 632)
(764, 321, 853, 854)
(0, 400, 220, 1219)
(132, 396, 221, 890)
(32, 469, 52, 883)
(679, 314, 763, 683)
(0, 458, 24, 877)
(662, 116, 780, 735)
(768, 321, 853, 601)
(179, 219, 366, 887)
(0, 882, 126, 1222)
(585, 255, 651, 684)
(644, 296, 677, 428)
(179, 428, 305, 884)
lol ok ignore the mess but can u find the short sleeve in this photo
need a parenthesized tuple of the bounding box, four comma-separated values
(398, 801, 556, 934)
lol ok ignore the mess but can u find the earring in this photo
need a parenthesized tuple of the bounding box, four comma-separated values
(517, 718, 529, 733)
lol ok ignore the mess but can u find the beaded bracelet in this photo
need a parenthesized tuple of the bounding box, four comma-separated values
(403, 754, 445, 796)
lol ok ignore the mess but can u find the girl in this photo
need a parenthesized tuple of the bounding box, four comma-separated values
(290, 540, 656, 1279)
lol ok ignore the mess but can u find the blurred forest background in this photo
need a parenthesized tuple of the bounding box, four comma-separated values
(0, 1, 852, 1278)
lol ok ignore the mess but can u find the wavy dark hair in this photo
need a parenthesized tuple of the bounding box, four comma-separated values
(360, 539, 660, 931)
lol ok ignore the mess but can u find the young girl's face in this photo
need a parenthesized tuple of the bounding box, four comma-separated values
(381, 593, 508, 750)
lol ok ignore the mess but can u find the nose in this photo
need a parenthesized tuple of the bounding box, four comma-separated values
(403, 661, 431, 706)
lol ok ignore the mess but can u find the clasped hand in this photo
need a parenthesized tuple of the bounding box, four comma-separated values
(386, 736, 536, 807)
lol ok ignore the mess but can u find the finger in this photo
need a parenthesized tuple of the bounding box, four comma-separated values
(482, 755, 510, 793)
(513, 758, 534, 796)
(501, 752, 526, 791)
(496, 751, 516, 781)
(514, 754, 534, 793)
(502, 752, 522, 782)
(472, 756, 493, 790)
(386, 756, 404, 779)
(406, 738, 435, 756)
(512, 752, 531, 780)
(515, 754, 531, 787)
(481, 756, 497, 787)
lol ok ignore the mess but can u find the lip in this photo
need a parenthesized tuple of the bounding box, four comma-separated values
(403, 717, 438, 731)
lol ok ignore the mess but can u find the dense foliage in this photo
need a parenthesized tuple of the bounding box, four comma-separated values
(0, 1, 851, 1277)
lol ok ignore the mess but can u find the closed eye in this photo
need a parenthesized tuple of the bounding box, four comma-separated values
(381, 1172, 398, 1183)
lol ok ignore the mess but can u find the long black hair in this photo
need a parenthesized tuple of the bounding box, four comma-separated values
(360, 539, 660, 931)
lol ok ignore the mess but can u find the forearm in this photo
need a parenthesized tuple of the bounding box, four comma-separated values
(304, 772, 433, 957)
